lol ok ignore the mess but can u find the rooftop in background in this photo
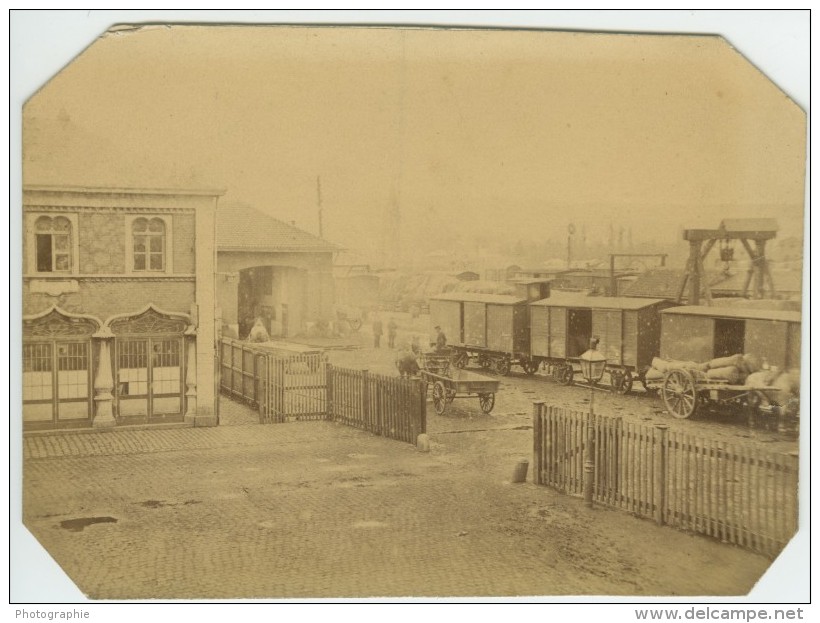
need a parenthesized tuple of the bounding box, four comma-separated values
(622, 268, 727, 299)
(662, 305, 800, 323)
(217, 204, 341, 253)
(531, 293, 668, 310)
(719, 218, 779, 234)
(430, 292, 527, 305)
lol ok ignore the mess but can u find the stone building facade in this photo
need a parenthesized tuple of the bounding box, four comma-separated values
(22, 186, 222, 430)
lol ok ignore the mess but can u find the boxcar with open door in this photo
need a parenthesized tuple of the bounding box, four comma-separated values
(529, 294, 672, 393)
(647, 305, 801, 421)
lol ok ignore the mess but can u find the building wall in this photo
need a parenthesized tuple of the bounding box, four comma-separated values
(23, 280, 196, 320)
(22, 186, 221, 428)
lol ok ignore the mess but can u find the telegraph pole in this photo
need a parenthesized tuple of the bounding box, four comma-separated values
(316, 176, 323, 238)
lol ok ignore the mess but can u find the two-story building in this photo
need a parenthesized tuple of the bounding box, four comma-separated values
(22, 186, 223, 430)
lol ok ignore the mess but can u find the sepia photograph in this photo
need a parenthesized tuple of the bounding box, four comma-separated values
(10, 10, 810, 607)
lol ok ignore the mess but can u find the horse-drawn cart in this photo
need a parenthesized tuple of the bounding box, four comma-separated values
(418, 350, 500, 415)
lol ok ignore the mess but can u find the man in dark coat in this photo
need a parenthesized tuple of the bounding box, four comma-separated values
(372, 317, 383, 348)
(434, 325, 447, 352)
(387, 318, 398, 348)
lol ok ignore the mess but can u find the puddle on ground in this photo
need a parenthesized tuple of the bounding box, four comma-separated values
(352, 520, 388, 529)
(140, 499, 201, 508)
(59, 516, 118, 532)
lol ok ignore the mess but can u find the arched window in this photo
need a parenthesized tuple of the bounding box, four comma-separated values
(132, 217, 166, 271)
(35, 216, 72, 273)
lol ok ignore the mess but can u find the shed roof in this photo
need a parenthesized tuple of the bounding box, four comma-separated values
(662, 305, 801, 323)
(530, 294, 668, 310)
(430, 292, 527, 305)
(217, 204, 340, 253)
(621, 268, 729, 299)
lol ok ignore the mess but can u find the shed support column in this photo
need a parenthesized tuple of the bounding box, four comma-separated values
(92, 330, 116, 428)
(184, 336, 198, 422)
(687, 240, 702, 306)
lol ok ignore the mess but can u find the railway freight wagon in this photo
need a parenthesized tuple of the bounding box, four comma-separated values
(657, 306, 801, 371)
(645, 306, 802, 421)
(428, 293, 532, 375)
(528, 294, 673, 393)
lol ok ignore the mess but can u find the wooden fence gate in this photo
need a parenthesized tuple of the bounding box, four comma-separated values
(218, 339, 426, 444)
(261, 354, 328, 422)
(533, 402, 799, 558)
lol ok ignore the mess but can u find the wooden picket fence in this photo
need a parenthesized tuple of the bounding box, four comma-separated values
(327, 366, 427, 444)
(219, 339, 267, 407)
(532, 402, 799, 558)
(219, 338, 426, 444)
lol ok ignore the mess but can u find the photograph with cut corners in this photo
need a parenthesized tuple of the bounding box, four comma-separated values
(21, 22, 805, 600)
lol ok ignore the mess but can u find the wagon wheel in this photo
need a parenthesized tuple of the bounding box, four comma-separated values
(432, 381, 448, 415)
(522, 359, 539, 375)
(610, 369, 634, 395)
(454, 352, 469, 369)
(494, 357, 512, 376)
(479, 393, 495, 413)
(348, 318, 362, 332)
(662, 369, 698, 419)
(556, 364, 574, 386)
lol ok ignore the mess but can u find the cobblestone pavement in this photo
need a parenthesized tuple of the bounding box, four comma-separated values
(22, 397, 772, 600)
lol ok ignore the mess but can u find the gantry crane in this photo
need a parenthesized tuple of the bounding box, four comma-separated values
(678, 218, 778, 305)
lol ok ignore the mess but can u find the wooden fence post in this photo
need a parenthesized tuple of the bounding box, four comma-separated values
(533, 401, 544, 485)
(418, 378, 427, 435)
(325, 362, 334, 421)
(362, 370, 370, 432)
(654, 424, 669, 526)
(257, 355, 267, 422)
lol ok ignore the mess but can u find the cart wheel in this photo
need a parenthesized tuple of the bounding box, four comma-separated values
(495, 358, 512, 376)
(454, 352, 468, 369)
(479, 393, 495, 413)
(522, 360, 539, 375)
(432, 381, 447, 415)
(662, 369, 698, 419)
(610, 369, 633, 395)
(557, 364, 574, 386)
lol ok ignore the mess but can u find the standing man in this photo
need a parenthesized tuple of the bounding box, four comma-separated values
(387, 317, 398, 349)
(372, 316, 383, 348)
(434, 325, 447, 352)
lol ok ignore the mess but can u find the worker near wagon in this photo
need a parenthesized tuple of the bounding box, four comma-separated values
(387, 317, 398, 349)
(434, 325, 447, 353)
(372, 316, 383, 348)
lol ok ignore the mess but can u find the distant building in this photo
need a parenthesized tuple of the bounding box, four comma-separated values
(22, 186, 222, 430)
(216, 204, 340, 340)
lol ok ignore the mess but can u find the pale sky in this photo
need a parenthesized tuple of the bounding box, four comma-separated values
(23, 25, 806, 259)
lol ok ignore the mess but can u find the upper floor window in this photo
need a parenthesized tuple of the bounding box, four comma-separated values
(132, 217, 166, 271)
(35, 216, 72, 273)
